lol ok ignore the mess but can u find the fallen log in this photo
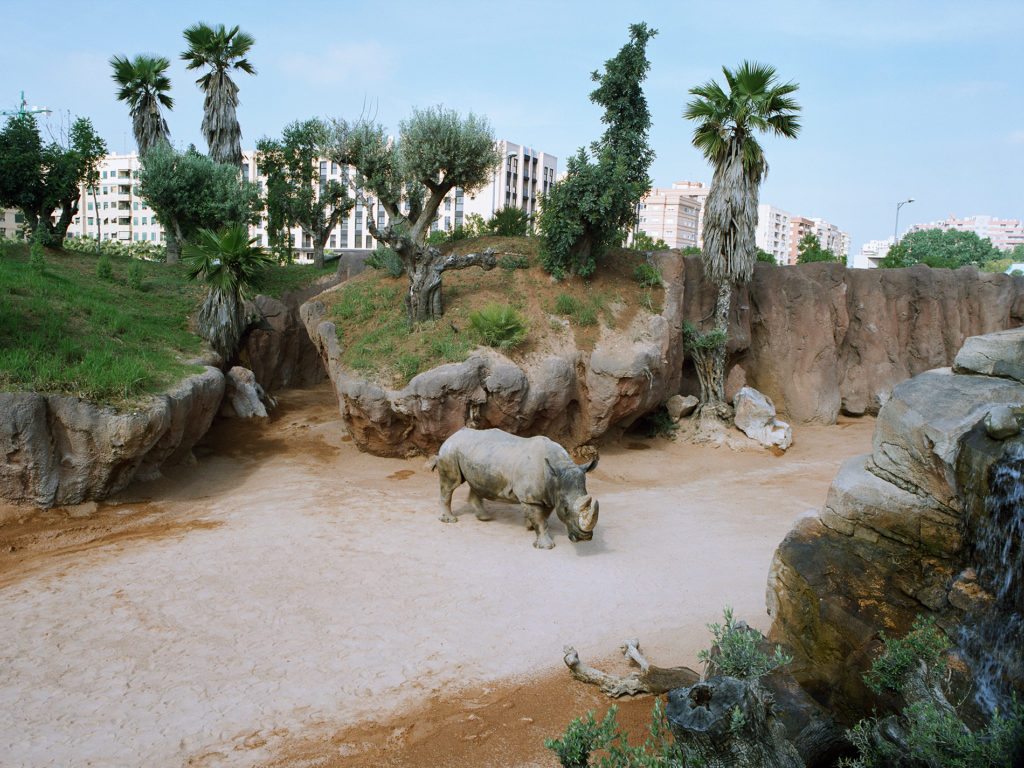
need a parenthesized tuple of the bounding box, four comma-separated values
(561, 638, 700, 697)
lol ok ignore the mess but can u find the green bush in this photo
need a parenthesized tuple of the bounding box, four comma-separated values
(487, 204, 531, 236)
(29, 243, 45, 273)
(697, 606, 792, 680)
(682, 321, 726, 353)
(554, 293, 599, 326)
(470, 303, 528, 350)
(96, 255, 113, 280)
(498, 254, 530, 271)
(864, 615, 949, 694)
(546, 700, 690, 768)
(632, 262, 663, 287)
(364, 244, 404, 277)
(424, 229, 448, 246)
(128, 260, 143, 290)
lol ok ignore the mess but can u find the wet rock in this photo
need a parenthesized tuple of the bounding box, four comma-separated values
(984, 404, 1021, 440)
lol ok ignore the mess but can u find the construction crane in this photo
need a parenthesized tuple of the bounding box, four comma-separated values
(1, 91, 52, 118)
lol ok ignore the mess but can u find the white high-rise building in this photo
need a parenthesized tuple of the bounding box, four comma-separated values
(64, 141, 557, 257)
(850, 238, 894, 269)
(756, 204, 792, 263)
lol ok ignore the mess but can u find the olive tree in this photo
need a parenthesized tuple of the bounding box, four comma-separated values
(257, 118, 354, 269)
(330, 106, 501, 324)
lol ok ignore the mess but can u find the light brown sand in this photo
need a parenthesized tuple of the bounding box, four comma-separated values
(0, 382, 874, 768)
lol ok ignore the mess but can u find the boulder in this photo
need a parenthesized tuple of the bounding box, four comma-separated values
(767, 329, 1024, 718)
(667, 394, 699, 421)
(221, 366, 276, 419)
(734, 387, 793, 451)
(0, 367, 225, 508)
(953, 326, 1024, 383)
(984, 404, 1021, 440)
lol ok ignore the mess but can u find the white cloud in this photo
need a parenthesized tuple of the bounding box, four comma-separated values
(277, 41, 398, 88)
(1007, 130, 1024, 146)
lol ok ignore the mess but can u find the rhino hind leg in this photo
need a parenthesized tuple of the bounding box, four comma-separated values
(466, 488, 492, 521)
(523, 503, 555, 549)
(437, 462, 462, 523)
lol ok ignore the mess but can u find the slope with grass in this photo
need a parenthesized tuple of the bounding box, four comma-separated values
(0, 243, 336, 507)
(302, 236, 679, 456)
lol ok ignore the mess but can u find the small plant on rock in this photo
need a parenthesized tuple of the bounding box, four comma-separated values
(863, 615, 948, 694)
(697, 606, 792, 680)
(632, 261, 663, 287)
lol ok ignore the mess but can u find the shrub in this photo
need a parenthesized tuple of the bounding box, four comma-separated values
(364, 244, 404, 277)
(498, 254, 530, 271)
(682, 321, 726, 353)
(697, 606, 793, 680)
(424, 229, 448, 246)
(553, 293, 599, 326)
(470, 304, 528, 350)
(29, 243, 45, 273)
(545, 700, 689, 768)
(96, 255, 113, 280)
(632, 262, 663, 287)
(864, 615, 949, 694)
(128, 260, 143, 290)
(487, 204, 531, 236)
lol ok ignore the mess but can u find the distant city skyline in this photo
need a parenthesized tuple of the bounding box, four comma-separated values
(2, 0, 1022, 253)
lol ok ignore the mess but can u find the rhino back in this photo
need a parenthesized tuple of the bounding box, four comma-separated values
(443, 429, 555, 505)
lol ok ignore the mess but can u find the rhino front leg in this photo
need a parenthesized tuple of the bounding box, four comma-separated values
(523, 503, 555, 549)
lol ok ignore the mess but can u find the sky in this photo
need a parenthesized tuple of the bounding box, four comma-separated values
(3, 0, 1022, 252)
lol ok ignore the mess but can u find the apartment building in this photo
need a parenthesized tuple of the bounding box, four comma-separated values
(908, 214, 1024, 252)
(462, 141, 558, 223)
(850, 238, 894, 269)
(61, 140, 556, 257)
(755, 205, 849, 265)
(755, 204, 791, 263)
(635, 181, 708, 249)
(0, 208, 26, 239)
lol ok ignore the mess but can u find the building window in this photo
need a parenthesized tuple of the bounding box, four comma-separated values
(330, 235, 336, 248)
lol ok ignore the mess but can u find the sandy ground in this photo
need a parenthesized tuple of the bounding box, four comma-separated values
(0, 382, 874, 768)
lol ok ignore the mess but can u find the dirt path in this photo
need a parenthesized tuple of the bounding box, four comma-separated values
(0, 383, 874, 768)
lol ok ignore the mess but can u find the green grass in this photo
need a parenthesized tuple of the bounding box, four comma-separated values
(329, 279, 477, 386)
(0, 243, 334, 407)
(552, 291, 614, 327)
(256, 261, 337, 299)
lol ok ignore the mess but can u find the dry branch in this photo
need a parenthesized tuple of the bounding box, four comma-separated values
(562, 638, 699, 698)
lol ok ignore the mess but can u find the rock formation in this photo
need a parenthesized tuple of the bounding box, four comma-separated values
(303, 252, 1022, 457)
(0, 364, 225, 509)
(733, 387, 793, 451)
(766, 328, 1024, 718)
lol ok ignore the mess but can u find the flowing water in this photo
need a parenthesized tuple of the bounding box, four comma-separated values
(958, 441, 1024, 713)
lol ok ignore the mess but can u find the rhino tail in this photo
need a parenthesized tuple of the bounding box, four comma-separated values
(425, 456, 439, 472)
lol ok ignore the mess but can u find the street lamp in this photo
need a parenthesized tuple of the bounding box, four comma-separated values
(894, 198, 915, 243)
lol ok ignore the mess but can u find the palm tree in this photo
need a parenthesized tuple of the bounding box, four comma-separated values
(183, 225, 275, 359)
(684, 61, 800, 411)
(109, 55, 173, 156)
(181, 22, 256, 169)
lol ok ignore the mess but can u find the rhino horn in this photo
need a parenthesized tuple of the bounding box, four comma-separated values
(577, 496, 598, 531)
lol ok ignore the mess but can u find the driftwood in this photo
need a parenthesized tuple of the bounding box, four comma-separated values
(561, 638, 699, 697)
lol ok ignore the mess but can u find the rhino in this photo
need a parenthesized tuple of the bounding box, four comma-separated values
(427, 428, 599, 549)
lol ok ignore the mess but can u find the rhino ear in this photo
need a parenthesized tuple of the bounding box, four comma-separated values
(579, 456, 599, 473)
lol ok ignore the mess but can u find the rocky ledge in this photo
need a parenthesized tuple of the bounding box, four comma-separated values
(303, 252, 1023, 456)
(766, 327, 1024, 717)
(0, 364, 225, 510)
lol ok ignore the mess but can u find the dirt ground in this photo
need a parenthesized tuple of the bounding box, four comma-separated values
(0, 382, 874, 768)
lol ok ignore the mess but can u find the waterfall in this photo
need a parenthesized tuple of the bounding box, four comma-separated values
(958, 442, 1024, 713)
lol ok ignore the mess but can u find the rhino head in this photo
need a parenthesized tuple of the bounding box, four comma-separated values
(557, 456, 599, 542)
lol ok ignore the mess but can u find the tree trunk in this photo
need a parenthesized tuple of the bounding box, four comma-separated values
(196, 288, 245, 361)
(666, 677, 806, 768)
(166, 216, 185, 265)
(312, 243, 324, 270)
(709, 280, 731, 405)
(402, 243, 497, 325)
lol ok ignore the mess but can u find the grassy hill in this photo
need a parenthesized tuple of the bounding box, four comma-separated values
(319, 236, 665, 389)
(0, 242, 333, 408)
